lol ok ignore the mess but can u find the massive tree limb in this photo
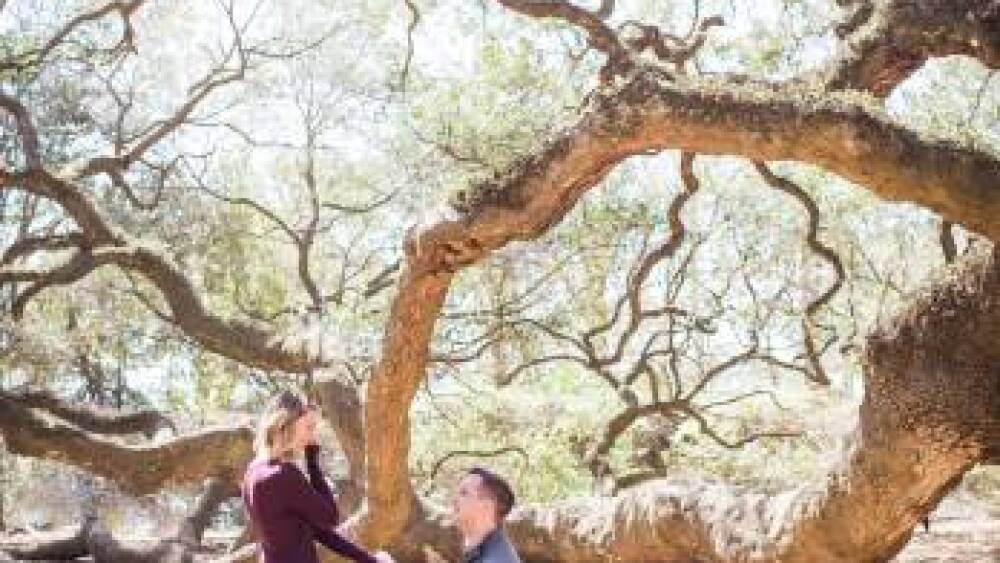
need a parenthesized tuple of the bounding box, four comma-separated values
(0, 393, 252, 495)
(449, 71, 999, 240)
(0, 0, 349, 373)
(3, 46, 996, 377)
(822, 0, 1000, 95)
(355, 61, 1000, 559)
(7, 55, 999, 559)
(377, 249, 1000, 562)
(5, 390, 174, 437)
(493, 0, 998, 96)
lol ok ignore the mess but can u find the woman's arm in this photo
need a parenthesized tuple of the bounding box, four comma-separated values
(304, 444, 338, 520)
(312, 525, 378, 563)
(279, 464, 377, 563)
(278, 462, 339, 530)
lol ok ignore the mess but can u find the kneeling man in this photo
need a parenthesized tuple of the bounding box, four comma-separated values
(452, 467, 522, 563)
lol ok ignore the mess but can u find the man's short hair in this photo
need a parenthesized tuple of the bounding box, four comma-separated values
(468, 467, 515, 521)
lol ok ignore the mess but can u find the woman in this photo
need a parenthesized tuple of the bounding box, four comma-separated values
(242, 390, 393, 563)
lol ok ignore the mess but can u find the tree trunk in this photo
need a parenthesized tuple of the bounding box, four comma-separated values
(379, 248, 999, 562)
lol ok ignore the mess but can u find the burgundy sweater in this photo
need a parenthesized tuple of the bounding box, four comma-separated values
(242, 445, 376, 563)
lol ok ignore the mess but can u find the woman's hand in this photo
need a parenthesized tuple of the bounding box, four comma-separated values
(293, 408, 320, 449)
(373, 551, 396, 563)
(335, 522, 358, 542)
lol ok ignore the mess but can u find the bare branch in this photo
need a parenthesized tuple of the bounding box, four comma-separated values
(1, 232, 85, 266)
(621, 14, 724, 69)
(681, 348, 760, 401)
(0, 93, 43, 169)
(362, 259, 401, 299)
(427, 446, 529, 483)
(399, 0, 421, 93)
(820, 0, 1000, 95)
(0, 1, 147, 74)
(321, 189, 399, 215)
(683, 407, 800, 449)
(582, 152, 699, 366)
(71, 1, 261, 183)
(5, 250, 101, 319)
(754, 163, 845, 386)
(495, 0, 631, 81)
(941, 220, 957, 264)
(586, 400, 686, 465)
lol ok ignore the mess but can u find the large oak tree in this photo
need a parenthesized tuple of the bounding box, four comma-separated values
(0, 1, 997, 561)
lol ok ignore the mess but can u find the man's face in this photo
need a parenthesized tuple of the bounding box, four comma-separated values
(451, 473, 494, 530)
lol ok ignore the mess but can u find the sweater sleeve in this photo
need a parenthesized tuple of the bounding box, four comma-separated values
(304, 445, 339, 521)
(278, 462, 376, 563)
(312, 525, 379, 563)
(278, 462, 340, 531)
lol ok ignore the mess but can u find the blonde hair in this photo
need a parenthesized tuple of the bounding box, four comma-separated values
(254, 390, 308, 461)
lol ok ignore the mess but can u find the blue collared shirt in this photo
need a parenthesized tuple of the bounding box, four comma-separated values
(460, 528, 522, 563)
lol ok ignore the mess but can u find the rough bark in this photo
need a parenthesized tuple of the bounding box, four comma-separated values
(822, 0, 1000, 95)
(347, 20, 1000, 556)
(357, 264, 453, 545)
(8, 390, 174, 437)
(0, 393, 252, 496)
(314, 374, 367, 515)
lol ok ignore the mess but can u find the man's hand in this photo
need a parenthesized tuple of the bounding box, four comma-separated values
(373, 551, 396, 563)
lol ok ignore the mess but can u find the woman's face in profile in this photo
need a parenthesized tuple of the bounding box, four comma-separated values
(291, 406, 319, 449)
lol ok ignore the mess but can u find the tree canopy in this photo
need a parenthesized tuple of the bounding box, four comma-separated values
(0, 1, 997, 561)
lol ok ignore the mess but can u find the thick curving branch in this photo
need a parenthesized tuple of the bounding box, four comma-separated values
(380, 248, 1000, 562)
(449, 71, 1000, 240)
(4, 69, 997, 380)
(821, 0, 1000, 96)
(355, 65, 1000, 554)
(0, 234, 323, 373)
(0, 232, 86, 265)
(0, 393, 252, 496)
(5, 390, 174, 437)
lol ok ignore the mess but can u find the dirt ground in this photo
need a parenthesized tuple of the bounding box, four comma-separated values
(895, 489, 1000, 563)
